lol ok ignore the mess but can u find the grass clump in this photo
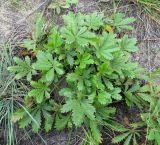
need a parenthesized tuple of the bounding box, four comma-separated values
(0, 43, 23, 145)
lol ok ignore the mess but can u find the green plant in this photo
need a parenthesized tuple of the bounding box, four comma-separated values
(8, 10, 148, 144)
(112, 122, 145, 145)
(22, 16, 45, 52)
(105, 13, 136, 32)
(48, 0, 78, 14)
(0, 43, 18, 145)
(0, 42, 28, 145)
(140, 83, 160, 145)
(13, 102, 53, 132)
(8, 56, 36, 81)
(0, 42, 48, 145)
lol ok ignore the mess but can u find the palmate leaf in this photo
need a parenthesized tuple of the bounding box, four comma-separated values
(92, 75, 105, 90)
(110, 13, 135, 32)
(75, 53, 94, 69)
(61, 26, 96, 47)
(71, 100, 84, 126)
(85, 12, 104, 30)
(44, 115, 54, 132)
(120, 35, 138, 52)
(33, 51, 64, 82)
(21, 16, 45, 51)
(155, 132, 160, 145)
(61, 12, 98, 47)
(31, 109, 41, 132)
(110, 53, 127, 74)
(89, 121, 102, 143)
(133, 134, 138, 145)
(66, 72, 79, 82)
(16, 103, 53, 132)
(40, 103, 54, 132)
(28, 81, 50, 103)
(111, 53, 139, 79)
(124, 134, 132, 145)
(55, 114, 70, 131)
(12, 109, 28, 123)
(66, 51, 75, 66)
(112, 132, 130, 143)
(61, 100, 73, 113)
(59, 88, 74, 98)
(66, 72, 80, 90)
(19, 114, 33, 129)
(45, 28, 63, 54)
(66, 69, 92, 91)
(14, 108, 40, 132)
(81, 100, 96, 120)
(147, 128, 160, 145)
(32, 51, 53, 70)
(111, 123, 129, 132)
(137, 92, 152, 103)
(63, 12, 85, 29)
(112, 121, 142, 145)
(95, 32, 119, 60)
(61, 99, 95, 126)
(61, 99, 84, 126)
(104, 79, 114, 90)
(32, 16, 45, 40)
(139, 84, 150, 93)
(110, 87, 122, 100)
(148, 129, 155, 140)
(98, 91, 112, 105)
(98, 62, 113, 76)
(22, 39, 36, 51)
(8, 56, 35, 81)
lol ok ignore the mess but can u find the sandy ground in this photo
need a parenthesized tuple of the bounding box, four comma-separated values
(0, 0, 160, 144)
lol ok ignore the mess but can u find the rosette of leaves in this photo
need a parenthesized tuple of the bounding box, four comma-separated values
(8, 11, 144, 144)
(112, 122, 145, 145)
